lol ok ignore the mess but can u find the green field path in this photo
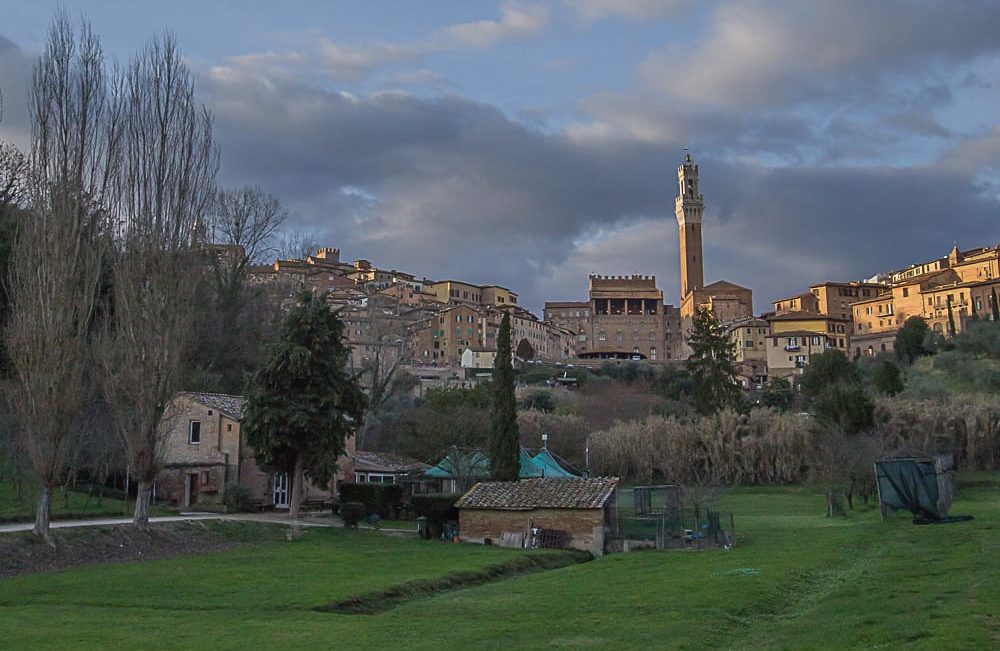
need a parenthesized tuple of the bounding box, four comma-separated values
(1, 477, 997, 650)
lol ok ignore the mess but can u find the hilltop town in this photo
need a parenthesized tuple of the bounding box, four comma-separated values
(238, 152, 999, 391)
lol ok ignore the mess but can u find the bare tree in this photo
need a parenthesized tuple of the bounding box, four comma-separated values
(4, 13, 116, 542)
(276, 229, 321, 260)
(210, 185, 285, 268)
(0, 141, 27, 212)
(101, 33, 218, 529)
(352, 296, 413, 449)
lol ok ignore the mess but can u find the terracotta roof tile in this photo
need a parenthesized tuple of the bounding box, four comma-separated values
(455, 477, 619, 510)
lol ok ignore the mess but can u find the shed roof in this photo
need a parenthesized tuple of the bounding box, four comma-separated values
(177, 392, 246, 420)
(352, 451, 431, 474)
(455, 477, 619, 511)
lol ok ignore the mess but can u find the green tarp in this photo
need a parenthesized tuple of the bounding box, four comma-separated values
(426, 448, 577, 479)
(875, 456, 954, 520)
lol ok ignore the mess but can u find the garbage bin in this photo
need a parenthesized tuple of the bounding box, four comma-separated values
(416, 516, 429, 540)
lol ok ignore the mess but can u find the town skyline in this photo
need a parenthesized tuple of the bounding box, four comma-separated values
(2, 1, 999, 315)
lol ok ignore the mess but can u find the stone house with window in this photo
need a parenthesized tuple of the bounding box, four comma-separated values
(456, 477, 620, 556)
(159, 392, 346, 510)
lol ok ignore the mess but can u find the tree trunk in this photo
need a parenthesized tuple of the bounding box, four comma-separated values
(133, 480, 152, 530)
(33, 484, 53, 544)
(289, 452, 305, 519)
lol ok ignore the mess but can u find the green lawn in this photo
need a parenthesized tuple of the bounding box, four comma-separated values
(1, 476, 998, 649)
(0, 478, 173, 523)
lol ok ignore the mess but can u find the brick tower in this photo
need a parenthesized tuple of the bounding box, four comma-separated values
(674, 152, 705, 300)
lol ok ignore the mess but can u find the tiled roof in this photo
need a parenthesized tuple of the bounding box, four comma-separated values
(352, 451, 431, 473)
(178, 392, 246, 420)
(455, 477, 619, 511)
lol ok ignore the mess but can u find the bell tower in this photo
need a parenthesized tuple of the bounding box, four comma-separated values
(675, 152, 704, 299)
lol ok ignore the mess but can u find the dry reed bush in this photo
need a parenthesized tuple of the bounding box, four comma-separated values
(878, 396, 1000, 470)
(590, 409, 814, 484)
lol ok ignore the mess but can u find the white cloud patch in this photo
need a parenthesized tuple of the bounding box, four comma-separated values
(317, 3, 549, 80)
(566, 0, 692, 22)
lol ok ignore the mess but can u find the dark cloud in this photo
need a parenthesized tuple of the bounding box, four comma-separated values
(3, 1, 999, 316)
(197, 57, 999, 314)
(0, 34, 32, 145)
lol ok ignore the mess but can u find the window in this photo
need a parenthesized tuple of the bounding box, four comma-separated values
(188, 421, 201, 445)
(598, 331, 607, 342)
(227, 423, 232, 432)
(811, 336, 820, 345)
(902, 288, 909, 298)
(650, 347, 657, 360)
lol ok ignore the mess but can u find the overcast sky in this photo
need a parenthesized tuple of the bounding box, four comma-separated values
(2, 1, 999, 314)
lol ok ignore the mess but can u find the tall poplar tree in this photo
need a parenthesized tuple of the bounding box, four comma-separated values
(243, 291, 367, 518)
(489, 312, 519, 481)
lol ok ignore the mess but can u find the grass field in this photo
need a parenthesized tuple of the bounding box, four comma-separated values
(0, 477, 170, 523)
(0, 476, 998, 649)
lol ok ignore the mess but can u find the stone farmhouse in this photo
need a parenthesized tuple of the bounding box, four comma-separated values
(159, 392, 342, 510)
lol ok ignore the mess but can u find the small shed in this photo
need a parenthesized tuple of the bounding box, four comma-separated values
(456, 477, 619, 556)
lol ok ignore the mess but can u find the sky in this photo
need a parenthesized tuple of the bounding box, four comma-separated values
(1, 0, 999, 315)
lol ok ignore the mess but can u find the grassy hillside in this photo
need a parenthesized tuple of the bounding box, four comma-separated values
(0, 477, 997, 649)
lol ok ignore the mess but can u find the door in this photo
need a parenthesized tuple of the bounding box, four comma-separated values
(273, 472, 289, 509)
(184, 473, 199, 508)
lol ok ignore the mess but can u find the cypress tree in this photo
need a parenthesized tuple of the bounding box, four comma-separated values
(992, 287, 1000, 322)
(947, 296, 956, 336)
(489, 312, 519, 481)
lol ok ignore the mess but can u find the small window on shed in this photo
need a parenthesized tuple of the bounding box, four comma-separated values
(188, 421, 201, 444)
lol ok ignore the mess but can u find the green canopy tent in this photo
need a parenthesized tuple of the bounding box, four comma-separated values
(530, 449, 577, 478)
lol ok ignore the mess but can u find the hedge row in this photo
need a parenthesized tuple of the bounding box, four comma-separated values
(338, 483, 404, 518)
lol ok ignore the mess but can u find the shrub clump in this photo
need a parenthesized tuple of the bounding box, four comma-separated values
(340, 501, 366, 528)
(338, 483, 404, 519)
(222, 483, 256, 513)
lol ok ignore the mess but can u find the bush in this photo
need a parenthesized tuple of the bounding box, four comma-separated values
(222, 482, 256, 513)
(411, 493, 458, 539)
(341, 501, 366, 528)
(519, 389, 555, 413)
(339, 483, 404, 519)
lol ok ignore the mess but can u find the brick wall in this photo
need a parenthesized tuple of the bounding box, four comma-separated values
(459, 507, 606, 556)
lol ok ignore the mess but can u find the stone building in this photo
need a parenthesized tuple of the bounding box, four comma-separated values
(850, 244, 1000, 357)
(725, 316, 770, 386)
(765, 311, 851, 381)
(545, 275, 682, 361)
(456, 477, 620, 556)
(158, 392, 340, 509)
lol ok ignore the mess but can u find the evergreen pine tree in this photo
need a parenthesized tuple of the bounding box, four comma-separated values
(243, 291, 368, 517)
(489, 312, 520, 481)
(686, 307, 741, 415)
